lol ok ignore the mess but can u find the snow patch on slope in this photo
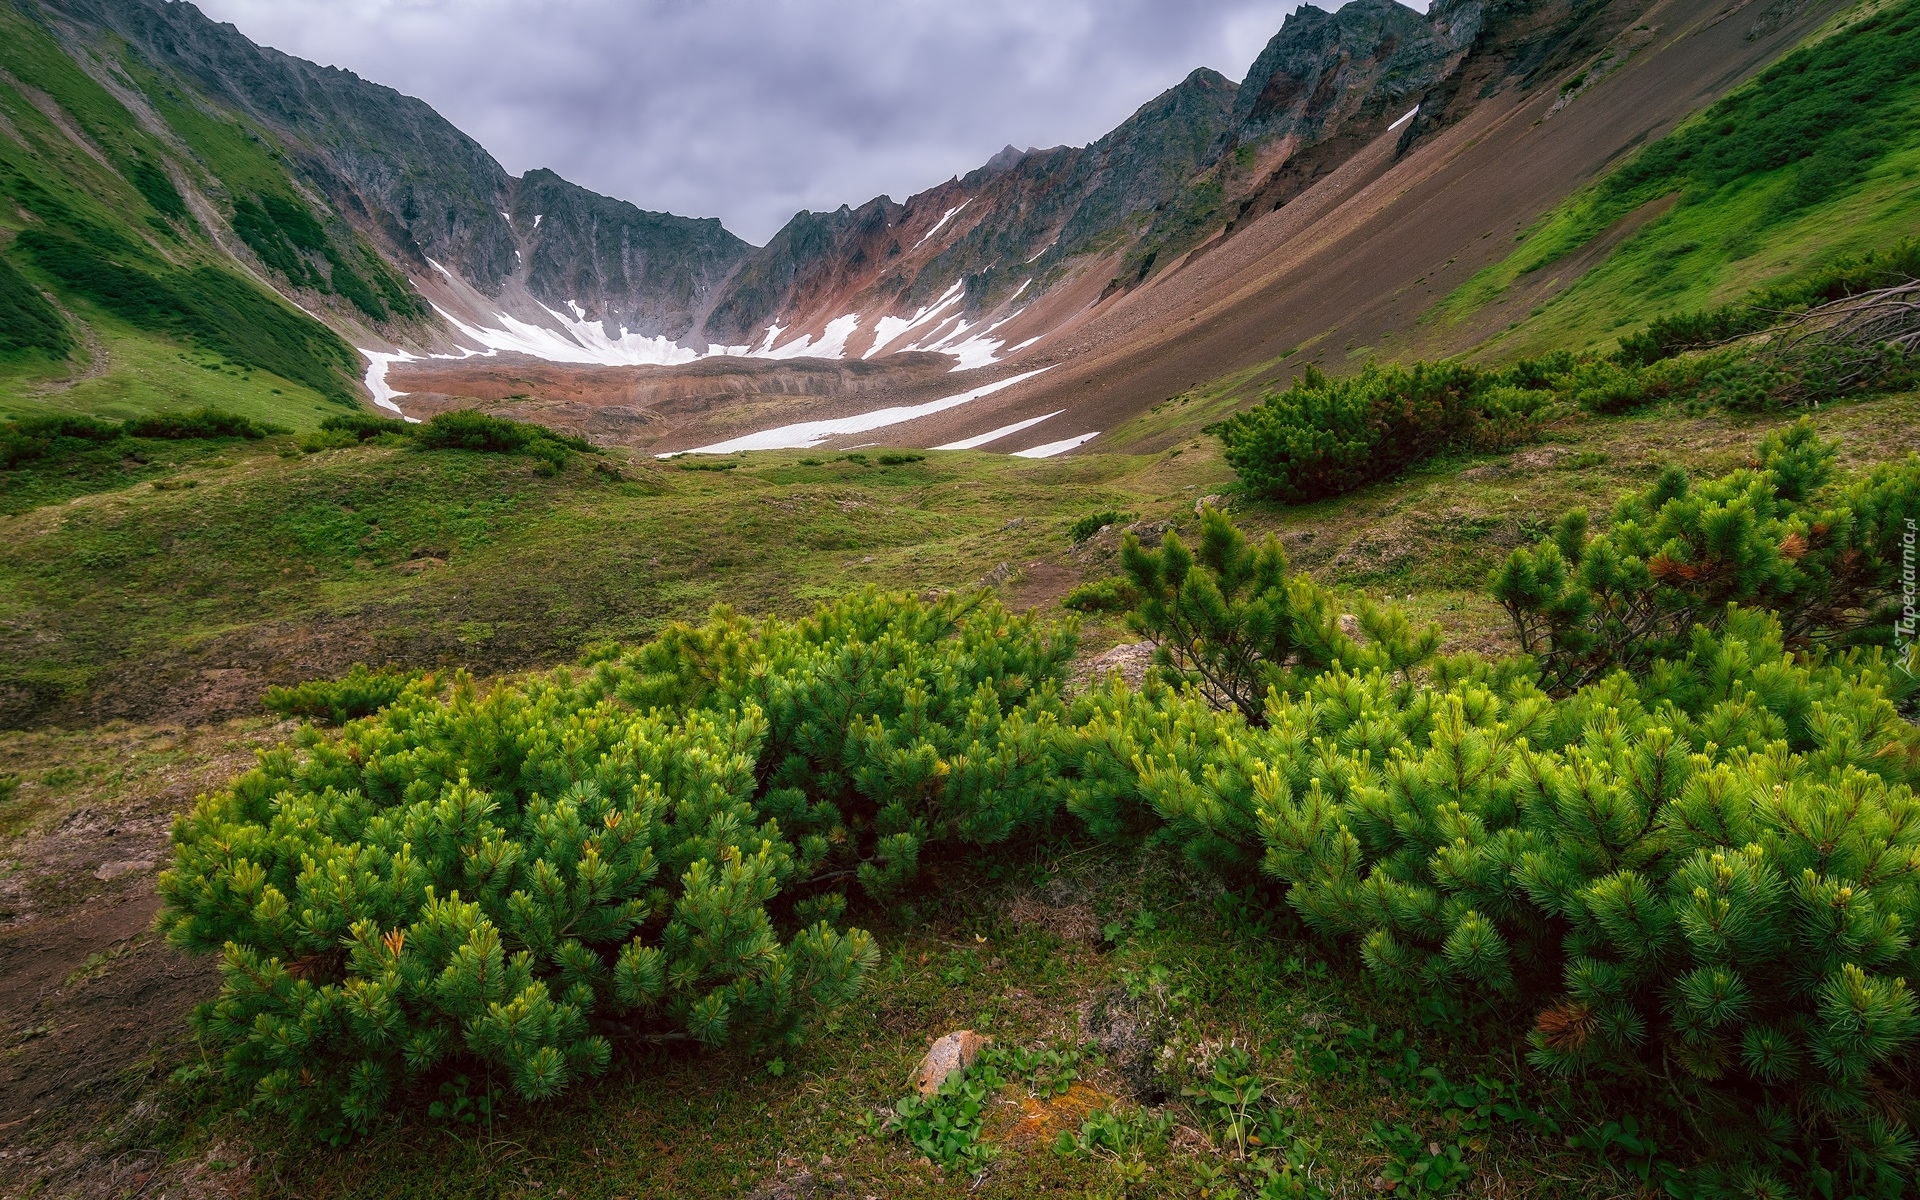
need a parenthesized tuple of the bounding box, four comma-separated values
(759, 313, 861, 359)
(1012, 431, 1098, 458)
(934, 409, 1062, 450)
(670, 367, 1054, 455)
(914, 198, 972, 249)
(865, 282, 966, 358)
(436, 303, 710, 367)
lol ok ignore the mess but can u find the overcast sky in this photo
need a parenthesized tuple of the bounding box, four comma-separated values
(187, 0, 1348, 245)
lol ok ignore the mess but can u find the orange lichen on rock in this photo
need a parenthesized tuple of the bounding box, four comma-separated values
(993, 1081, 1115, 1150)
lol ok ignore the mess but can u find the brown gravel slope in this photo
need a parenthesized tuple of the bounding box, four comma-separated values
(889, 0, 1845, 455)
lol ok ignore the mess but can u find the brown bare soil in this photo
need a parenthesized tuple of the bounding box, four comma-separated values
(383, 351, 1020, 454)
(0, 722, 286, 1195)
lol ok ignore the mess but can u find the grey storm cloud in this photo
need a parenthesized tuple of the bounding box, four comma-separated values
(188, 0, 1340, 244)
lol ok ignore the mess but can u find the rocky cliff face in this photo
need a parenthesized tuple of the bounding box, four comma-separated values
(1232, 0, 1464, 145)
(27, 0, 753, 341)
(508, 169, 749, 340)
(696, 66, 1239, 347)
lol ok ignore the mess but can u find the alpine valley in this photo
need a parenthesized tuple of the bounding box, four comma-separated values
(3, 0, 1919, 1196)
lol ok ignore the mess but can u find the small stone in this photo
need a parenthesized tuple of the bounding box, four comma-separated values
(1194, 494, 1226, 515)
(1080, 642, 1155, 690)
(912, 1030, 990, 1096)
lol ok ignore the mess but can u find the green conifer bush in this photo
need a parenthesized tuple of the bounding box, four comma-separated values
(1215, 362, 1548, 502)
(1069, 441, 1920, 1184)
(263, 663, 420, 724)
(162, 590, 1069, 1137)
(1114, 506, 1441, 719)
(412, 410, 592, 473)
(1491, 421, 1920, 692)
(587, 589, 1077, 902)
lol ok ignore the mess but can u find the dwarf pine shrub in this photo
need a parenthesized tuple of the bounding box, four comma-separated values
(1215, 362, 1547, 503)
(263, 663, 419, 724)
(413, 410, 592, 473)
(586, 588, 1077, 902)
(1115, 506, 1441, 720)
(1068, 446, 1920, 1187)
(1, 407, 281, 469)
(161, 590, 1070, 1138)
(1491, 421, 1920, 693)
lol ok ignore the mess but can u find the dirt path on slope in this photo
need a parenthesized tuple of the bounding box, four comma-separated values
(0, 722, 283, 1192)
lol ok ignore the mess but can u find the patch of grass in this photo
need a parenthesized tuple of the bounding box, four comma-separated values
(0, 443, 1213, 727)
(1, 322, 349, 432)
(13, 229, 359, 403)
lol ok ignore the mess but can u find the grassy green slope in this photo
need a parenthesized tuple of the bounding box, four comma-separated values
(6, 382, 1916, 729)
(0, 440, 1222, 727)
(1436, 0, 1920, 359)
(0, 3, 372, 426)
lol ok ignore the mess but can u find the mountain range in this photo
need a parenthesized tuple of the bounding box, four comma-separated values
(2, 0, 1848, 454)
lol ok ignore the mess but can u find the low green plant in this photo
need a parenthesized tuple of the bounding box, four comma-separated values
(1563, 354, 1709, 415)
(412, 410, 593, 474)
(1185, 1046, 1268, 1158)
(321, 411, 414, 441)
(162, 661, 880, 1142)
(1, 413, 123, 469)
(1, 407, 282, 470)
(1062, 576, 1137, 615)
(1114, 506, 1439, 720)
(1490, 421, 1920, 691)
(1567, 1115, 1677, 1190)
(886, 1052, 1006, 1172)
(998, 1042, 1095, 1097)
(876, 452, 925, 466)
(1368, 1121, 1471, 1197)
(167, 591, 1076, 1140)
(425, 1074, 498, 1131)
(1064, 477, 1920, 1189)
(591, 589, 1075, 903)
(302, 411, 415, 453)
(1069, 509, 1134, 543)
(262, 663, 421, 724)
(1055, 1103, 1176, 1160)
(1215, 362, 1547, 503)
(123, 407, 285, 440)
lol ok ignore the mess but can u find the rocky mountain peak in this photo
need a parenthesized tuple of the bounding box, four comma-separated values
(1231, 0, 1449, 145)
